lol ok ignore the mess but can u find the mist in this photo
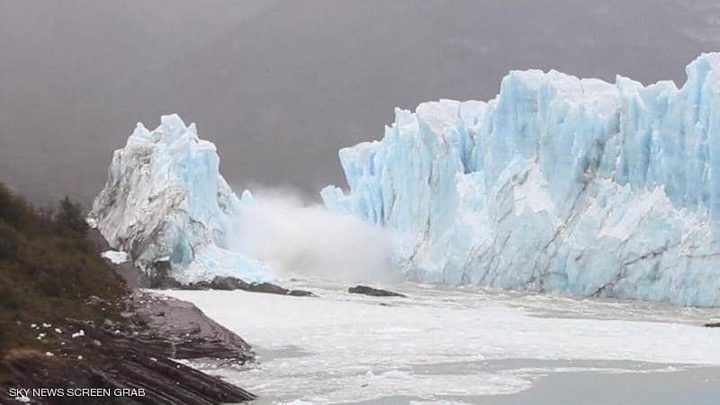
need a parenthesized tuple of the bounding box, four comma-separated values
(228, 189, 398, 284)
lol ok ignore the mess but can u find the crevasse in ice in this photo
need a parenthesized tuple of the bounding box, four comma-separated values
(322, 53, 720, 307)
(89, 114, 271, 283)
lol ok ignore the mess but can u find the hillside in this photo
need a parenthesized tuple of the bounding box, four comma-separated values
(0, 183, 126, 361)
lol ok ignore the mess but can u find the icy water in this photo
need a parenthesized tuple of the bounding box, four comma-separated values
(159, 283, 720, 404)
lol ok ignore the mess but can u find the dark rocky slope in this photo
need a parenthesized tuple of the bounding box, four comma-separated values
(2, 314, 255, 405)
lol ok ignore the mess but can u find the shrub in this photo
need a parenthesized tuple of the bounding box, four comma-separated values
(0, 221, 19, 260)
(39, 277, 62, 298)
(56, 197, 88, 236)
(0, 184, 34, 231)
(0, 278, 22, 311)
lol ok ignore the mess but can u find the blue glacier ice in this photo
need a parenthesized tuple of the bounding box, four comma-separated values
(322, 53, 720, 307)
(89, 114, 272, 284)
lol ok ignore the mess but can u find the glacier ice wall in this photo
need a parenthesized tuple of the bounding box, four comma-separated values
(89, 114, 272, 283)
(322, 53, 720, 307)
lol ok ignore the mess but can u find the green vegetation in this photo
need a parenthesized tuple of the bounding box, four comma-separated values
(0, 183, 127, 361)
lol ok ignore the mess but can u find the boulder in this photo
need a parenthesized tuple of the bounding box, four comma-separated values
(348, 285, 406, 297)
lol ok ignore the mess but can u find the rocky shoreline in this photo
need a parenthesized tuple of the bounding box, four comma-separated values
(2, 226, 261, 404)
(127, 292, 254, 361)
(1, 291, 256, 404)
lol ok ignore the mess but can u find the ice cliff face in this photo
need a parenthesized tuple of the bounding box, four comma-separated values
(322, 53, 720, 307)
(89, 114, 271, 283)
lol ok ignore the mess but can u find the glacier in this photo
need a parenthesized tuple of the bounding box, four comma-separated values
(89, 114, 272, 284)
(322, 53, 720, 307)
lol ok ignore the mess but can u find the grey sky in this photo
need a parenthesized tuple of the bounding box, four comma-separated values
(2, 0, 720, 205)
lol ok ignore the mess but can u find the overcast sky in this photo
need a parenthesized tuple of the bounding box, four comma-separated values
(2, 0, 720, 205)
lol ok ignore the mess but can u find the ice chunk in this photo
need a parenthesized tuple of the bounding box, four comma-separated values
(101, 250, 129, 264)
(89, 114, 273, 284)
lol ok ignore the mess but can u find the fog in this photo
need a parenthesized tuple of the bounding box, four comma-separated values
(2, 1, 720, 205)
(229, 189, 397, 284)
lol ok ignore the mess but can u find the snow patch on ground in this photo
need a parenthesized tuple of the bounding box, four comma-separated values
(101, 250, 129, 265)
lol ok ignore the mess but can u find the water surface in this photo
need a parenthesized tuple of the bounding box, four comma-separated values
(159, 283, 720, 404)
